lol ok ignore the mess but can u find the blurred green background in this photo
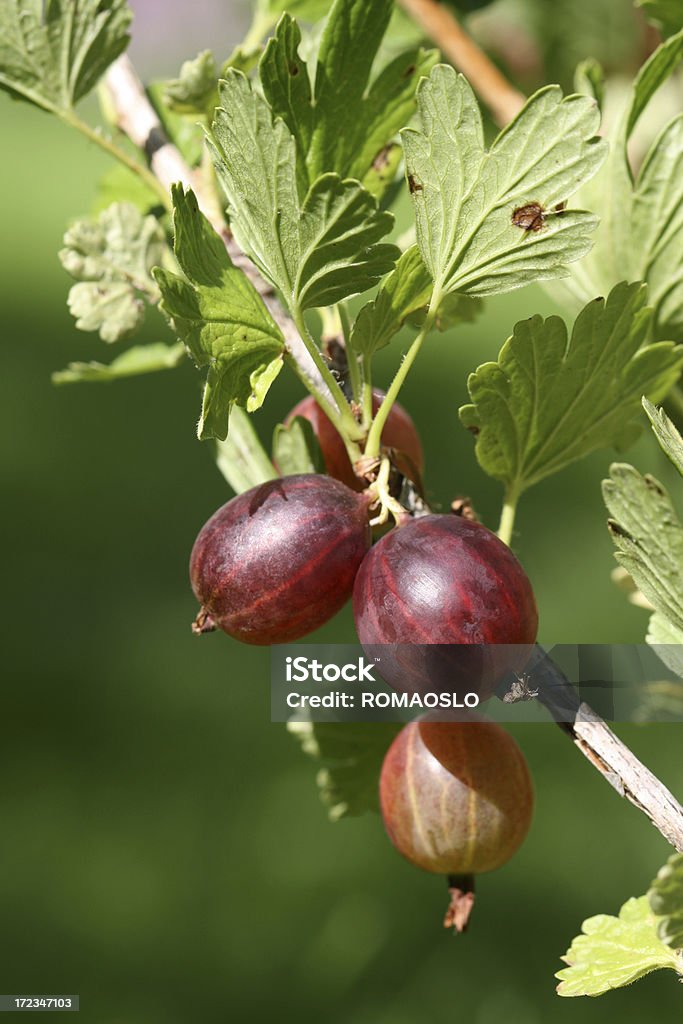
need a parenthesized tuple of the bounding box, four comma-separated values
(1, 1, 682, 1021)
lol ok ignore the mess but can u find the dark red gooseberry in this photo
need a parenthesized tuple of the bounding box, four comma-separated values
(380, 716, 534, 877)
(353, 515, 538, 699)
(286, 390, 423, 491)
(190, 475, 371, 645)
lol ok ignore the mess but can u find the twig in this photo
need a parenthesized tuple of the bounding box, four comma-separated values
(527, 646, 683, 852)
(103, 55, 332, 403)
(397, 0, 525, 126)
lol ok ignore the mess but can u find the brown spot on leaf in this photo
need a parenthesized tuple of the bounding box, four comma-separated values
(402, 63, 417, 78)
(408, 174, 423, 195)
(512, 202, 546, 232)
(288, 62, 300, 76)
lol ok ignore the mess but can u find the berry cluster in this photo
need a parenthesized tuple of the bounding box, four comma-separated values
(190, 395, 537, 927)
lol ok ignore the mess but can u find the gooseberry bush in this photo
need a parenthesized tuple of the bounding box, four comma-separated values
(3, 0, 683, 998)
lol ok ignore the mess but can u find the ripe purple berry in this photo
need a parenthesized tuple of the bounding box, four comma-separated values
(190, 474, 371, 644)
(353, 515, 538, 699)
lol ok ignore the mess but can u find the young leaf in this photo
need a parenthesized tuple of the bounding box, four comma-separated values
(272, 417, 324, 475)
(349, 244, 483, 358)
(0, 0, 131, 114)
(460, 282, 683, 497)
(556, 896, 682, 996)
(214, 406, 278, 495)
(207, 71, 397, 313)
(637, 0, 683, 38)
(164, 50, 217, 117)
(649, 853, 683, 949)
(259, 1, 438, 193)
(643, 397, 683, 476)
(154, 185, 285, 441)
(349, 245, 432, 357)
(59, 202, 169, 343)
(52, 342, 185, 384)
(603, 463, 683, 633)
(559, 31, 683, 340)
(287, 717, 401, 821)
(401, 64, 607, 299)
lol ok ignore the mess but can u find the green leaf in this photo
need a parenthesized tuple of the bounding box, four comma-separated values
(272, 417, 324, 475)
(637, 0, 683, 38)
(287, 717, 401, 821)
(207, 71, 397, 313)
(401, 64, 607, 299)
(214, 406, 278, 495)
(0, 0, 131, 114)
(573, 58, 605, 108)
(644, 398, 683, 477)
(164, 49, 217, 117)
(560, 32, 683, 341)
(603, 462, 683, 633)
(154, 185, 285, 441)
(52, 342, 185, 384)
(59, 202, 169, 343)
(460, 282, 683, 496)
(649, 853, 683, 949)
(349, 245, 432, 357)
(646, 613, 683, 680)
(556, 896, 682, 996)
(259, 4, 438, 193)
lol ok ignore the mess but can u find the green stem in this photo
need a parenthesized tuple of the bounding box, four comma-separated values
(292, 309, 363, 441)
(497, 486, 520, 547)
(364, 296, 439, 460)
(361, 355, 374, 430)
(61, 110, 171, 211)
(339, 305, 362, 403)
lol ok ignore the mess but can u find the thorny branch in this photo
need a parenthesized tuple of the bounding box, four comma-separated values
(103, 54, 683, 853)
(104, 55, 332, 404)
(524, 646, 683, 852)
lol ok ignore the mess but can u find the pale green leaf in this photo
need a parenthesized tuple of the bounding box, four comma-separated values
(460, 282, 683, 495)
(272, 417, 324, 475)
(402, 64, 607, 299)
(556, 896, 682, 996)
(52, 342, 185, 384)
(59, 202, 168, 343)
(154, 185, 285, 441)
(637, 0, 683, 38)
(603, 462, 683, 633)
(207, 71, 397, 313)
(214, 406, 278, 495)
(646, 613, 683, 681)
(350, 245, 431, 357)
(0, 0, 131, 114)
(574, 58, 605, 107)
(164, 49, 217, 116)
(644, 397, 683, 477)
(287, 717, 401, 820)
(649, 853, 683, 949)
(259, 4, 437, 195)
(559, 31, 683, 340)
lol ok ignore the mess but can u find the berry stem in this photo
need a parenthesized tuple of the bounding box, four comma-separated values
(365, 294, 439, 460)
(497, 486, 520, 546)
